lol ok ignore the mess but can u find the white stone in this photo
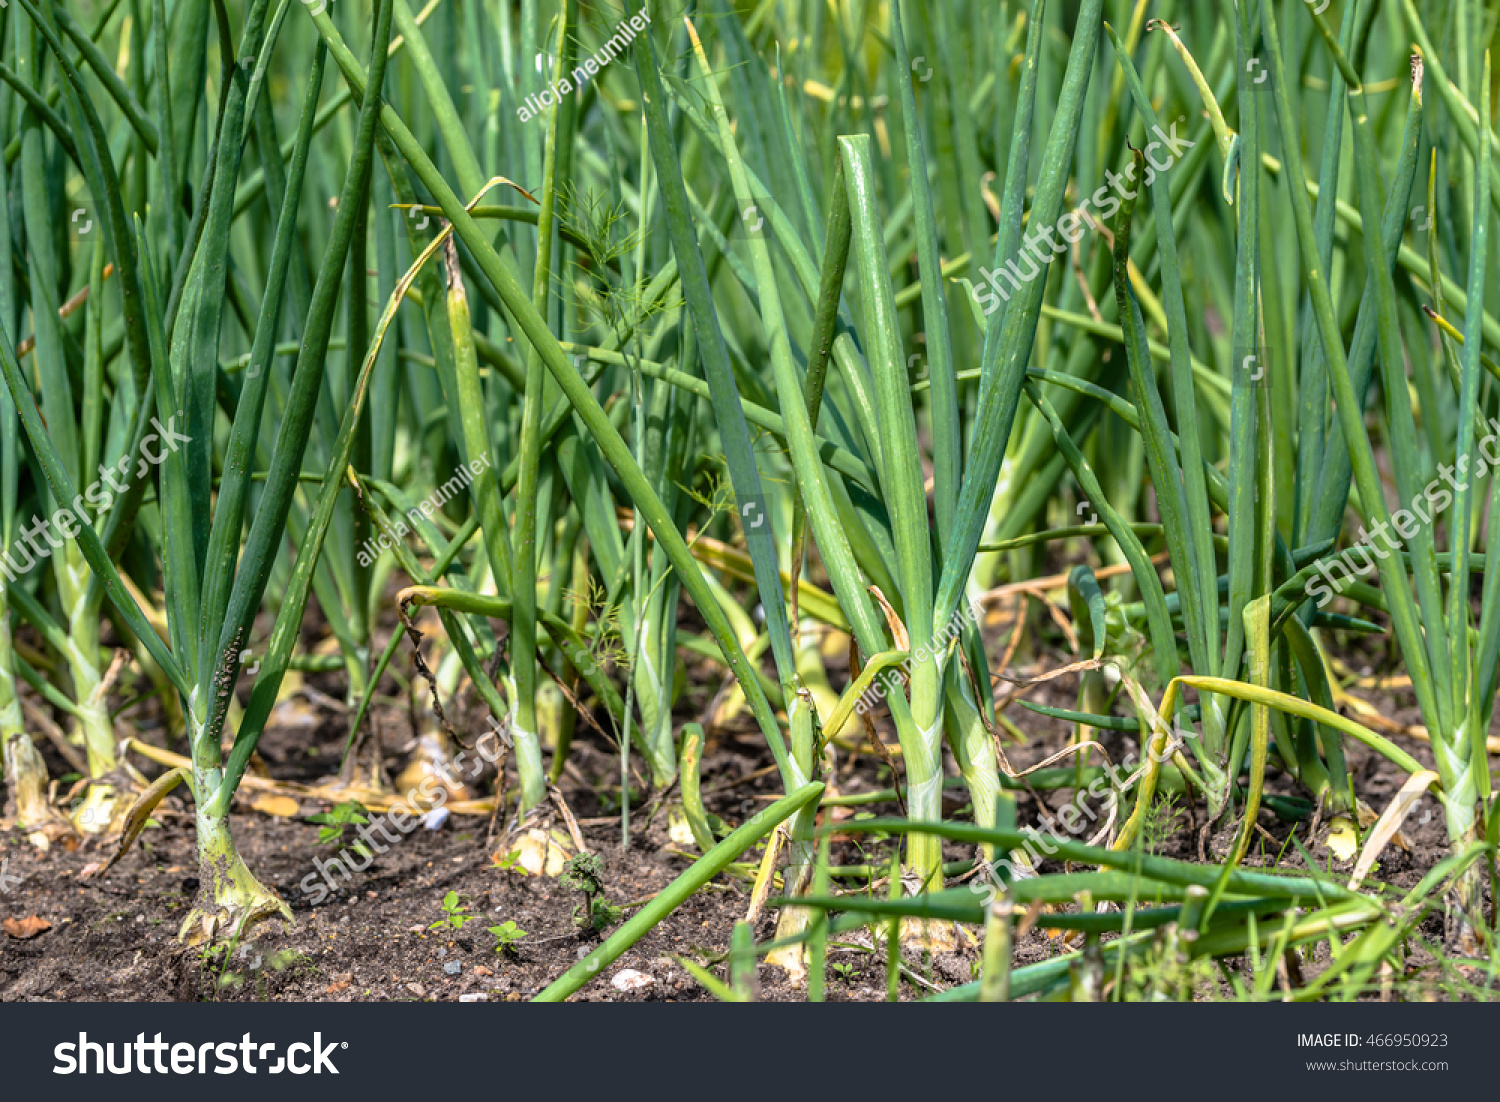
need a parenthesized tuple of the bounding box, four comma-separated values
(610, 968, 654, 992)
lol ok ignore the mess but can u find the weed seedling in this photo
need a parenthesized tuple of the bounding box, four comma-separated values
(429, 891, 475, 931)
(307, 800, 372, 855)
(488, 920, 529, 956)
(492, 849, 530, 875)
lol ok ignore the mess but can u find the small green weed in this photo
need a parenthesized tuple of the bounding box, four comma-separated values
(429, 891, 476, 931)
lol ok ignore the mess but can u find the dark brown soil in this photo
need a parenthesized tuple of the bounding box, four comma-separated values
(0, 591, 1493, 1002)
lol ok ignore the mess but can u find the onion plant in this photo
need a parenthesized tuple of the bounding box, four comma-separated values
(1, 0, 1498, 999)
(0, 0, 402, 940)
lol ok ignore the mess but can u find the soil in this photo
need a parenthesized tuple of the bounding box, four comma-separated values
(0, 590, 1491, 1002)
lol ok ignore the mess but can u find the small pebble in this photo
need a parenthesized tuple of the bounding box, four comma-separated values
(444, 962, 461, 975)
(406, 982, 427, 998)
(459, 992, 487, 1002)
(436, 947, 448, 957)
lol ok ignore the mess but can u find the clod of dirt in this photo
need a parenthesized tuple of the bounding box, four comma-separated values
(3, 915, 52, 939)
